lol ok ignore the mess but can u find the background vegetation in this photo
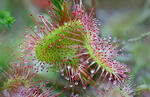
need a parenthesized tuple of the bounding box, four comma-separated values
(0, 0, 150, 96)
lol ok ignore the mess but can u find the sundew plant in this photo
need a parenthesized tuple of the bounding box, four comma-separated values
(1, 0, 150, 97)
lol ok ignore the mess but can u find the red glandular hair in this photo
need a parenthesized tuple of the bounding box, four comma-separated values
(88, 79, 135, 97)
(20, 0, 99, 88)
(0, 63, 61, 97)
(20, 0, 130, 89)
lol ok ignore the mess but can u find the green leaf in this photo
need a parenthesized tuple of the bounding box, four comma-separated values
(0, 11, 15, 29)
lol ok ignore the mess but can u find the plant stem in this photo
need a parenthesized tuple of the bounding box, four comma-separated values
(128, 32, 150, 42)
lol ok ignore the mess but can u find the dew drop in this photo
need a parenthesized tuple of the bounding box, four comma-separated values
(90, 69, 95, 74)
(71, 75, 74, 78)
(103, 37, 106, 41)
(61, 73, 64, 76)
(109, 77, 112, 81)
(75, 82, 78, 85)
(67, 66, 71, 69)
(102, 68, 105, 72)
(70, 84, 73, 87)
(113, 81, 117, 85)
(76, 94, 79, 96)
(105, 87, 109, 91)
(83, 86, 86, 89)
(60, 69, 64, 72)
(108, 35, 112, 40)
(80, 58, 84, 62)
(66, 77, 69, 80)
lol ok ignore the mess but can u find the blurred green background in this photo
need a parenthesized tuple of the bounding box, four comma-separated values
(0, 0, 150, 96)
